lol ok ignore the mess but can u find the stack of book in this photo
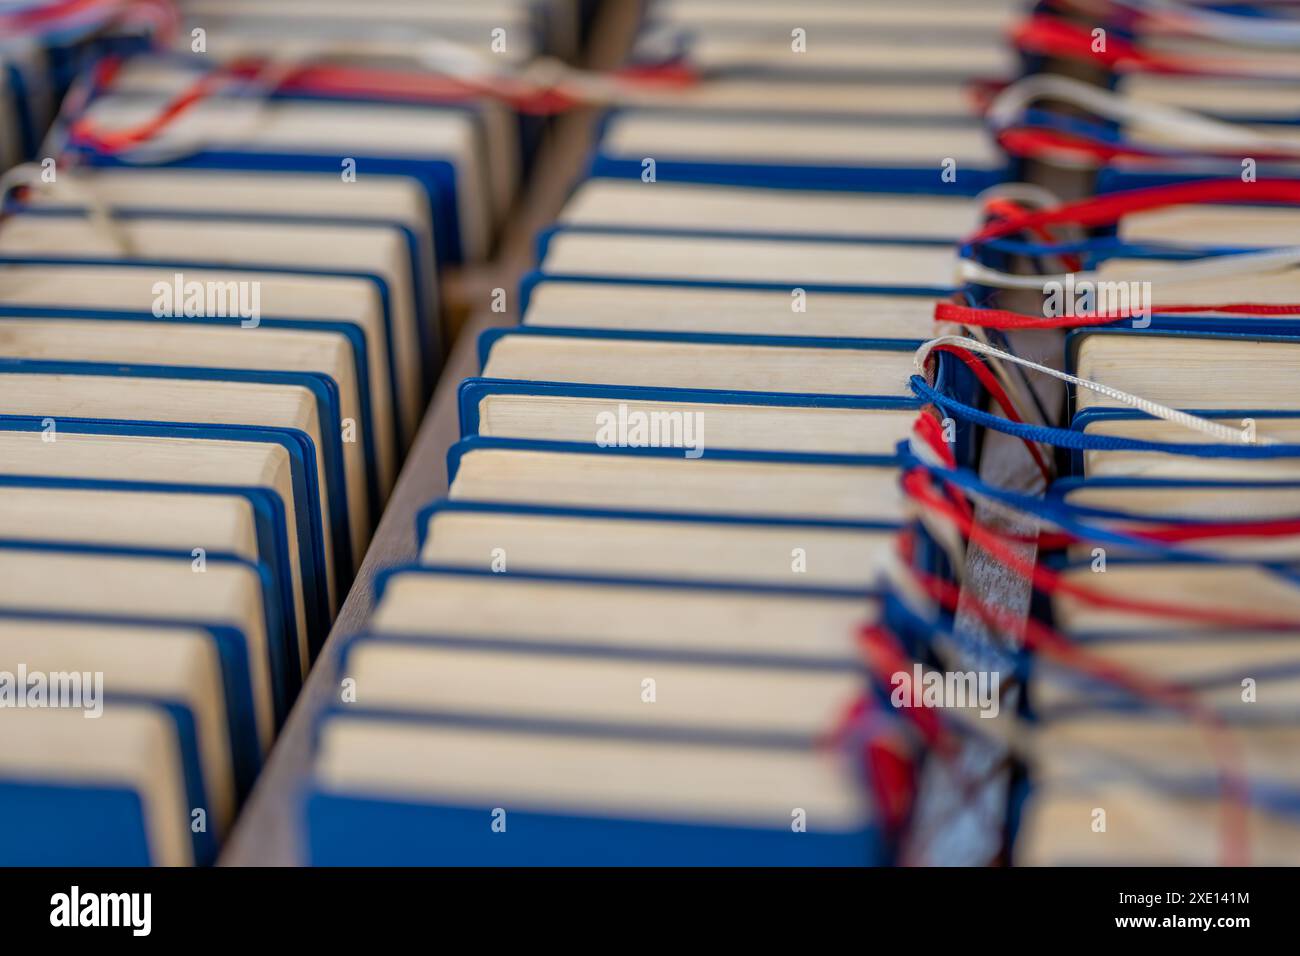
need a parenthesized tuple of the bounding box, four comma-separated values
(0, 0, 581, 866)
(301, 0, 1017, 865)
(965, 0, 1300, 865)
(1016, 198, 1300, 864)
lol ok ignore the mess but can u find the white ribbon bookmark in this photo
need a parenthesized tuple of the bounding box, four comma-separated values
(915, 335, 1268, 446)
(987, 74, 1300, 155)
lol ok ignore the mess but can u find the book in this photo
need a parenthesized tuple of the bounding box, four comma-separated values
(417, 500, 898, 589)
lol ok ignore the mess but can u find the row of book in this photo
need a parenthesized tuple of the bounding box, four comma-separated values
(297, 0, 1022, 865)
(0, 0, 583, 866)
(1018, 59, 1300, 863)
(876, 2, 1300, 865)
